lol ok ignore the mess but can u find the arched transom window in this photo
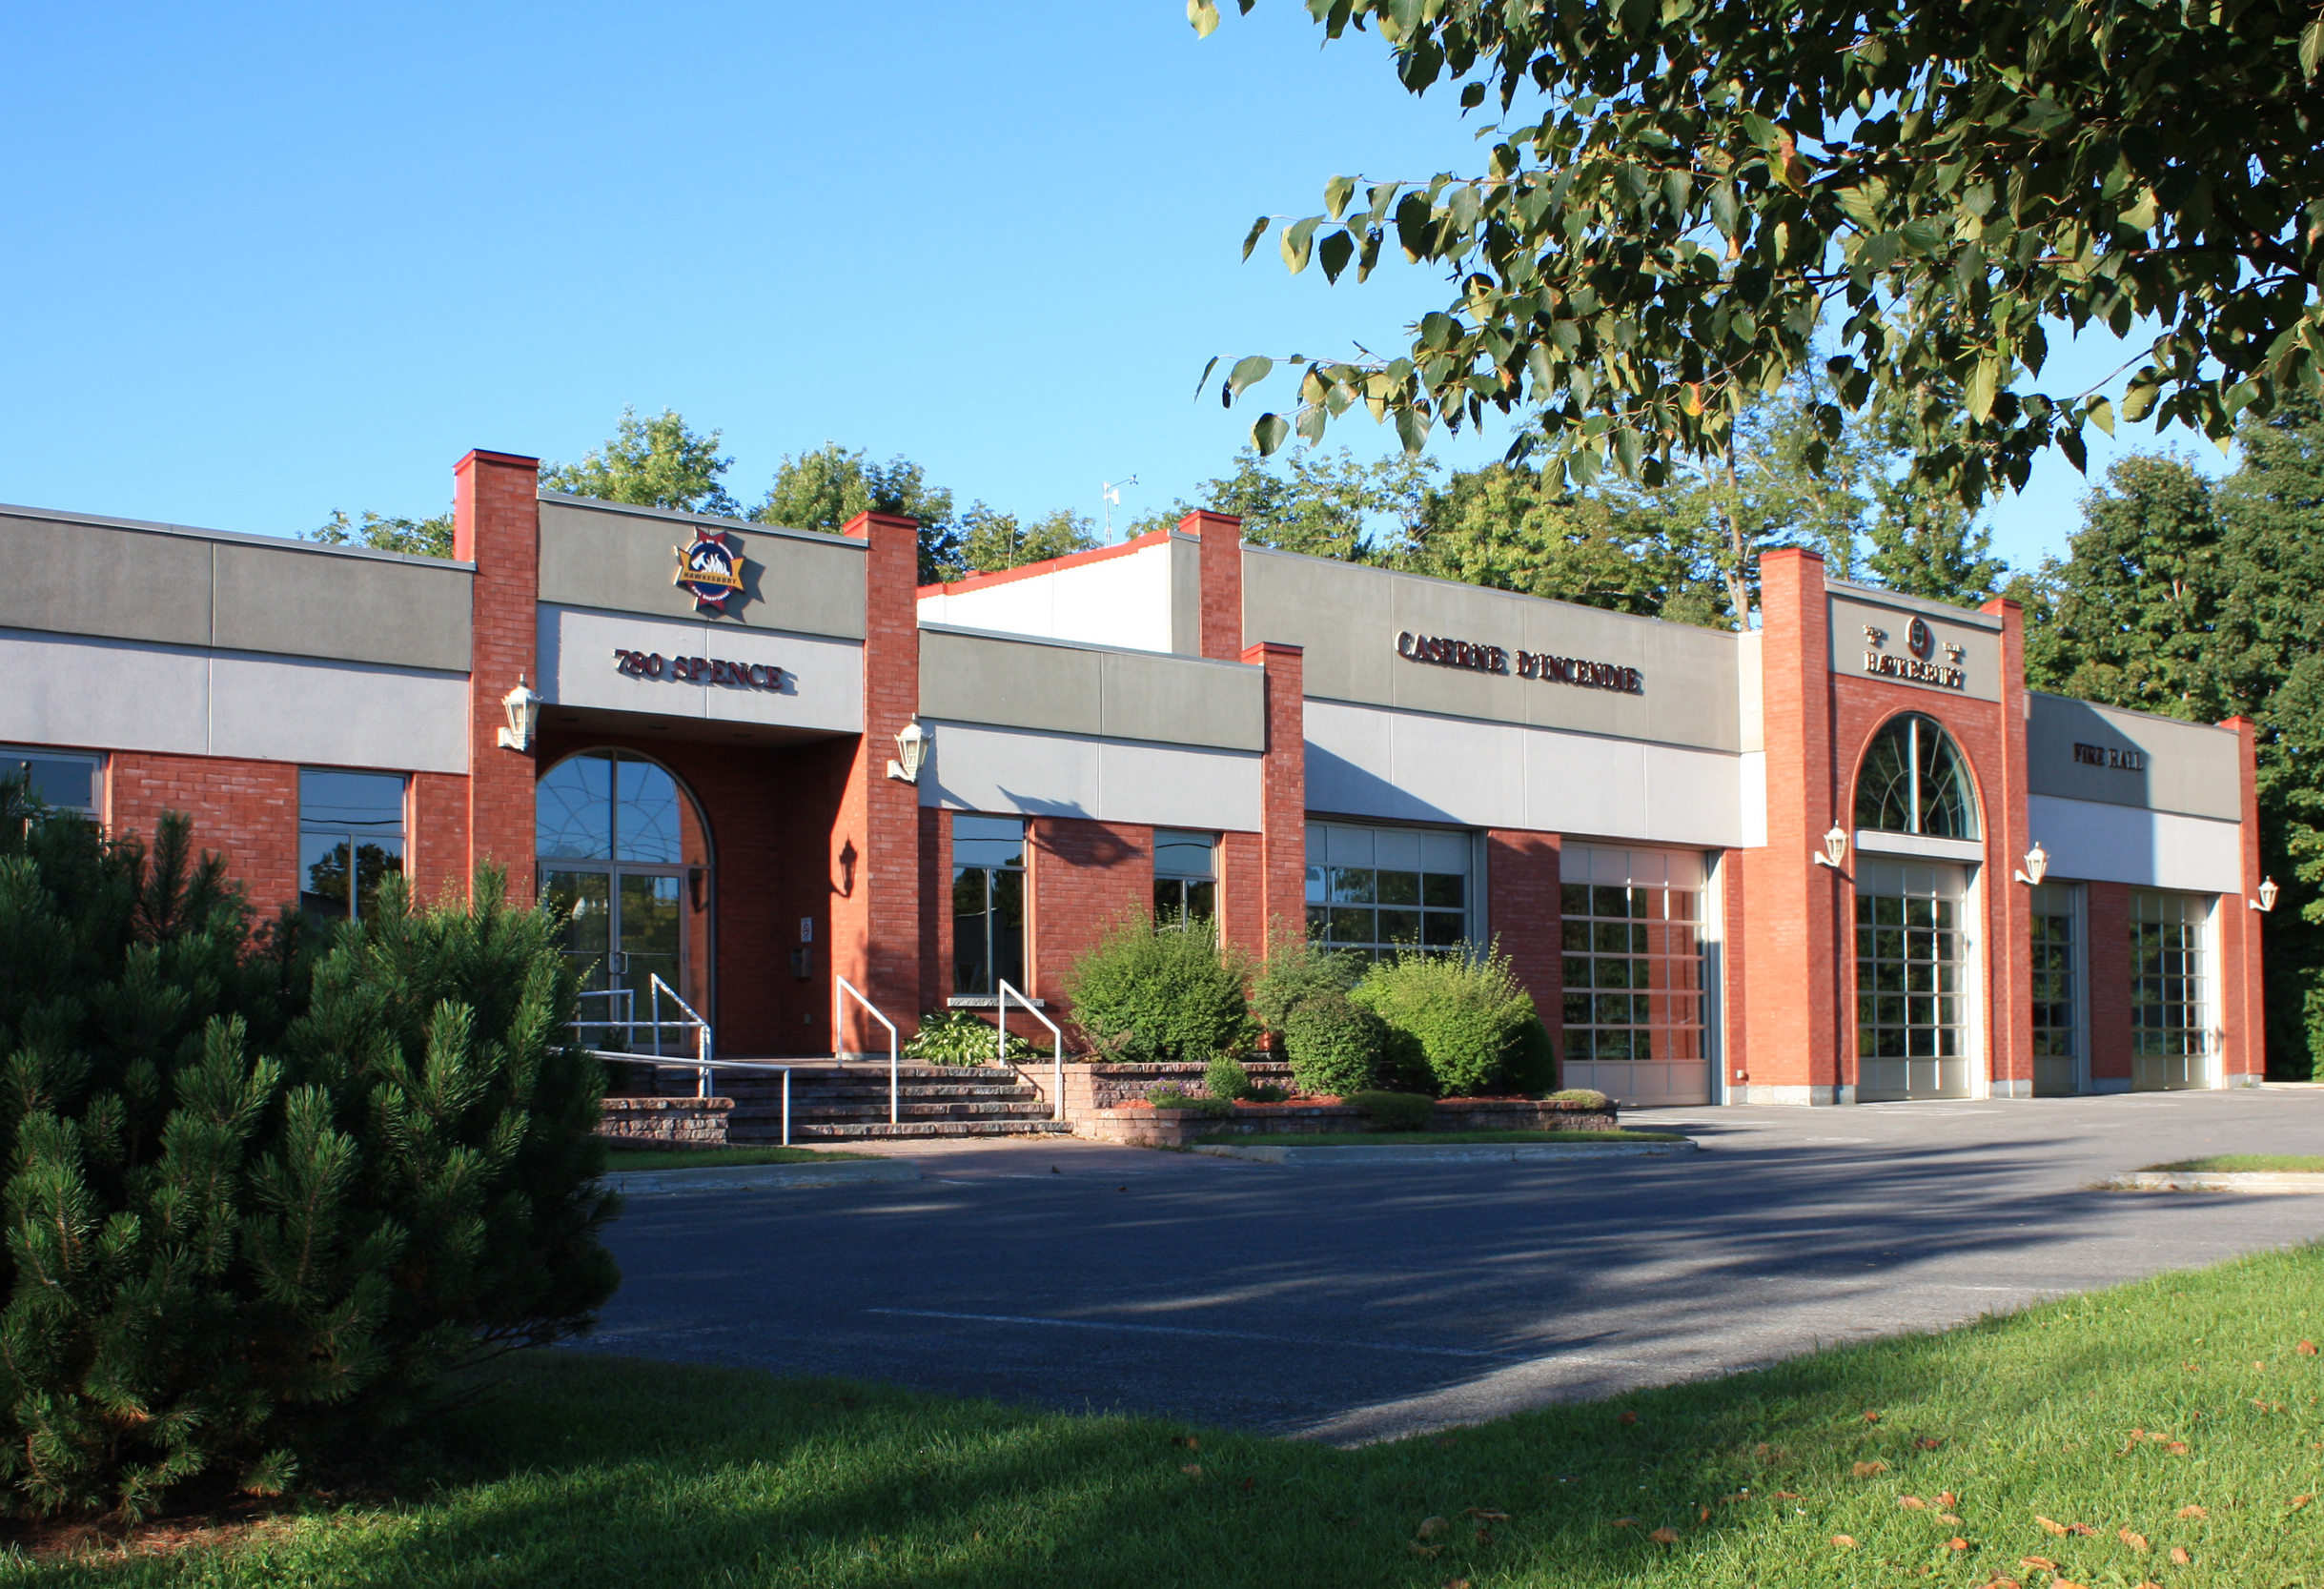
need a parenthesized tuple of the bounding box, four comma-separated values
(1854, 715, 1978, 840)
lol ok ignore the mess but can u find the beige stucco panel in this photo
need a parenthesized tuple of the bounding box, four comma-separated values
(0, 628, 212, 756)
(1242, 549, 1398, 703)
(2026, 694, 2241, 820)
(208, 653, 469, 772)
(1826, 588, 2002, 703)
(537, 497, 867, 641)
(540, 605, 864, 734)
(212, 540, 471, 672)
(918, 720, 1263, 831)
(0, 514, 214, 647)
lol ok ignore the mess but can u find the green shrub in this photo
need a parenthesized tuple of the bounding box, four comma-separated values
(903, 1009, 1046, 1067)
(1062, 913, 1254, 1066)
(1350, 944, 1537, 1096)
(1248, 1082, 1291, 1103)
(1250, 933, 1361, 1033)
(0, 784, 618, 1518)
(1252, 934, 1380, 1096)
(1549, 1088, 1611, 1108)
(1345, 1090, 1435, 1131)
(1146, 1090, 1232, 1117)
(1504, 1012, 1560, 1095)
(1204, 1052, 1254, 1102)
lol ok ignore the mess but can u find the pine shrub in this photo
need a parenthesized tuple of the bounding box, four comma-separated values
(0, 784, 619, 1518)
(1061, 913, 1255, 1066)
(1350, 944, 1538, 1096)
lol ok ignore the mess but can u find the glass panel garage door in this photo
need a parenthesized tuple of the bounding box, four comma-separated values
(1560, 845, 1709, 1107)
(1854, 857, 1973, 1100)
(2131, 889, 2212, 1090)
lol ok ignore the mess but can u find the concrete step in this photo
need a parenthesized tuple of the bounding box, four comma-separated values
(724, 1082, 1039, 1103)
(731, 1101, 1056, 1123)
(736, 1118, 1070, 1141)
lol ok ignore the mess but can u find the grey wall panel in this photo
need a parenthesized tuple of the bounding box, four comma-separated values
(1099, 649, 1265, 751)
(2026, 694, 2242, 821)
(2030, 794, 2243, 892)
(1242, 546, 1743, 751)
(1826, 586, 2003, 703)
(0, 513, 214, 645)
(919, 629, 1103, 735)
(212, 541, 471, 671)
(540, 604, 865, 733)
(918, 721, 1263, 831)
(0, 627, 467, 773)
(1169, 534, 1203, 656)
(537, 495, 867, 640)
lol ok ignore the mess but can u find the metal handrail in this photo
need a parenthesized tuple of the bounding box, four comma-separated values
(647, 974, 714, 1096)
(594, 1055, 797, 1146)
(996, 979, 1065, 1122)
(835, 975, 900, 1126)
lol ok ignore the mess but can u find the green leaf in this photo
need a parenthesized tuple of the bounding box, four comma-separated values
(2303, 16, 2324, 79)
(1241, 215, 1271, 263)
(1226, 355, 1274, 400)
(1189, 0, 1221, 37)
(2088, 396, 2115, 437)
(1394, 405, 1430, 455)
(1318, 229, 1356, 283)
(1281, 216, 1320, 275)
(1965, 357, 2000, 421)
(2121, 377, 2161, 423)
(1194, 355, 1219, 400)
(1252, 413, 1291, 455)
(1324, 174, 1355, 220)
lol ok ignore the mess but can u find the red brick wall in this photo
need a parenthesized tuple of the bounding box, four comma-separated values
(920, 805, 950, 1013)
(2086, 880, 2132, 1086)
(1029, 817, 1152, 1025)
(108, 751, 301, 915)
(2218, 714, 2267, 1079)
(454, 449, 540, 907)
(1219, 830, 1269, 961)
(1185, 511, 1244, 661)
(1487, 828, 1562, 1037)
(1719, 848, 1749, 1089)
(1243, 642, 1308, 956)
(409, 770, 470, 906)
(833, 511, 924, 1052)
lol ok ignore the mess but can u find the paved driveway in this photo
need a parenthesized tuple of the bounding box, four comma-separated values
(586, 1088, 2324, 1443)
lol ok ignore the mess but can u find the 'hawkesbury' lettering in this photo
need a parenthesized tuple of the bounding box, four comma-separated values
(1396, 631, 1643, 695)
(1862, 652, 1966, 690)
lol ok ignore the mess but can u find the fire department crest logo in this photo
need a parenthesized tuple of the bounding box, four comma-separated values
(1907, 616, 1934, 660)
(673, 528, 745, 612)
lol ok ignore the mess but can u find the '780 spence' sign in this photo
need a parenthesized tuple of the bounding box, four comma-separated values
(1396, 630, 1643, 695)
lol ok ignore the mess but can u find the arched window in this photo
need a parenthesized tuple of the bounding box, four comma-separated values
(1854, 715, 1978, 840)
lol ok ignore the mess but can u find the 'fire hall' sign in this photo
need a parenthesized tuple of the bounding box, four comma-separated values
(1396, 631, 1643, 695)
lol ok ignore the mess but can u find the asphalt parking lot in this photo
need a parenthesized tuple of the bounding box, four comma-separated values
(585, 1087, 2324, 1443)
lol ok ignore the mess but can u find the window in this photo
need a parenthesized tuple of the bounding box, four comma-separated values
(1854, 714, 1978, 839)
(1304, 822, 1472, 959)
(952, 814, 1026, 997)
(299, 768, 406, 923)
(2, 746, 100, 820)
(2131, 890, 2211, 1080)
(2029, 883, 2079, 1094)
(1152, 829, 1217, 926)
(1559, 847, 1706, 1077)
(537, 750, 683, 863)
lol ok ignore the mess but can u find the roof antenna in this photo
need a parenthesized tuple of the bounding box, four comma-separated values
(1103, 475, 1138, 540)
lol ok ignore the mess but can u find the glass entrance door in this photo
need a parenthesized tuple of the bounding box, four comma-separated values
(1854, 858, 1974, 1101)
(542, 867, 686, 1048)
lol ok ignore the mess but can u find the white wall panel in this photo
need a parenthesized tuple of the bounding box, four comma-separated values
(540, 604, 863, 734)
(915, 541, 1175, 654)
(1303, 699, 1746, 846)
(919, 720, 1261, 831)
(0, 627, 466, 772)
(2030, 794, 2244, 893)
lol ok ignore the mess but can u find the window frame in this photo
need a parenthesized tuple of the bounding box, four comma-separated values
(950, 813, 1029, 1000)
(1854, 713, 1979, 840)
(0, 745, 104, 823)
(1302, 821, 1478, 962)
(1152, 828, 1218, 928)
(297, 766, 410, 925)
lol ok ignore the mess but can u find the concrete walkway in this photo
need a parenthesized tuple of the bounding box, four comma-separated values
(583, 1088, 2324, 1444)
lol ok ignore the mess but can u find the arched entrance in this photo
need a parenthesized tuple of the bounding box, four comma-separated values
(537, 749, 713, 1040)
(1851, 714, 1981, 1102)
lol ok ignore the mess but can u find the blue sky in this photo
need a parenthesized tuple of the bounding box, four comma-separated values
(3, 3, 2215, 572)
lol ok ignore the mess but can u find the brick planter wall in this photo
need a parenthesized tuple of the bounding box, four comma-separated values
(599, 1096, 734, 1148)
(1081, 1095, 1620, 1149)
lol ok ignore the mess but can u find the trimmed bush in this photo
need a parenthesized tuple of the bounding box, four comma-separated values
(0, 784, 618, 1518)
(1252, 934, 1380, 1096)
(904, 1009, 1045, 1067)
(1345, 1090, 1435, 1131)
(1203, 1052, 1254, 1102)
(1548, 1088, 1611, 1108)
(1350, 945, 1538, 1096)
(1504, 1012, 1560, 1096)
(1062, 913, 1255, 1066)
(1146, 1090, 1232, 1117)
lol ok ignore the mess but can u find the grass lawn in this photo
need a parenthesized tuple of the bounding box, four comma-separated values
(2147, 1153, 2324, 1173)
(1197, 1128, 1691, 1147)
(18, 1246, 2324, 1585)
(599, 1145, 872, 1172)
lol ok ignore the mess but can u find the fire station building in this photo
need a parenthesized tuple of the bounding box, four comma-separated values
(0, 447, 2270, 1105)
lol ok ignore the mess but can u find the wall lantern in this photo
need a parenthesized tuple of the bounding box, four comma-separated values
(2014, 842, 2049, 886)
(887, 718, 929, 784)
(2253, 876, 2281, 913)
(497, 674, 542, 752)
(1813, 823, 1849, 870)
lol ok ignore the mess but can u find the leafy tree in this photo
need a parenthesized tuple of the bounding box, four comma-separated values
(306, 510, 455, 560)
(1194, 0, 2324, 510)
(956, 505, 1098, 573)
(1200, 446, 1436, 561)
(0, 785, 618, 1517)
(541, 407, 741, 519)
(755, 443, 962, 583)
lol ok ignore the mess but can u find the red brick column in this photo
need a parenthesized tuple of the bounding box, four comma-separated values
(2086, 881, 2133, 1089)
(920, 805, 950, 1009)
(1184, 511, 1245, 661)
(1743, 548, 1844, 1103)
(2218, 715, 2267, 1083)
(1719, 848, 1750, 1092)
(1220, 831, 1268, 961)
(1487, 829, 1562, 1040)
(409, 771, 470, 907)
(831, 511, 924, 1056)
(1983, 596, 2034, 1097)
(454, 449, 540, 907)
(1242, 641, 1307, 955)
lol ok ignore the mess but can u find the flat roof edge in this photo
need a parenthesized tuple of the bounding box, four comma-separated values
(916, 621, 1263, 671)
(537, 491, 869, 551)
(2027, 689, 2242, 735)
(0, 501, 476, 572)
